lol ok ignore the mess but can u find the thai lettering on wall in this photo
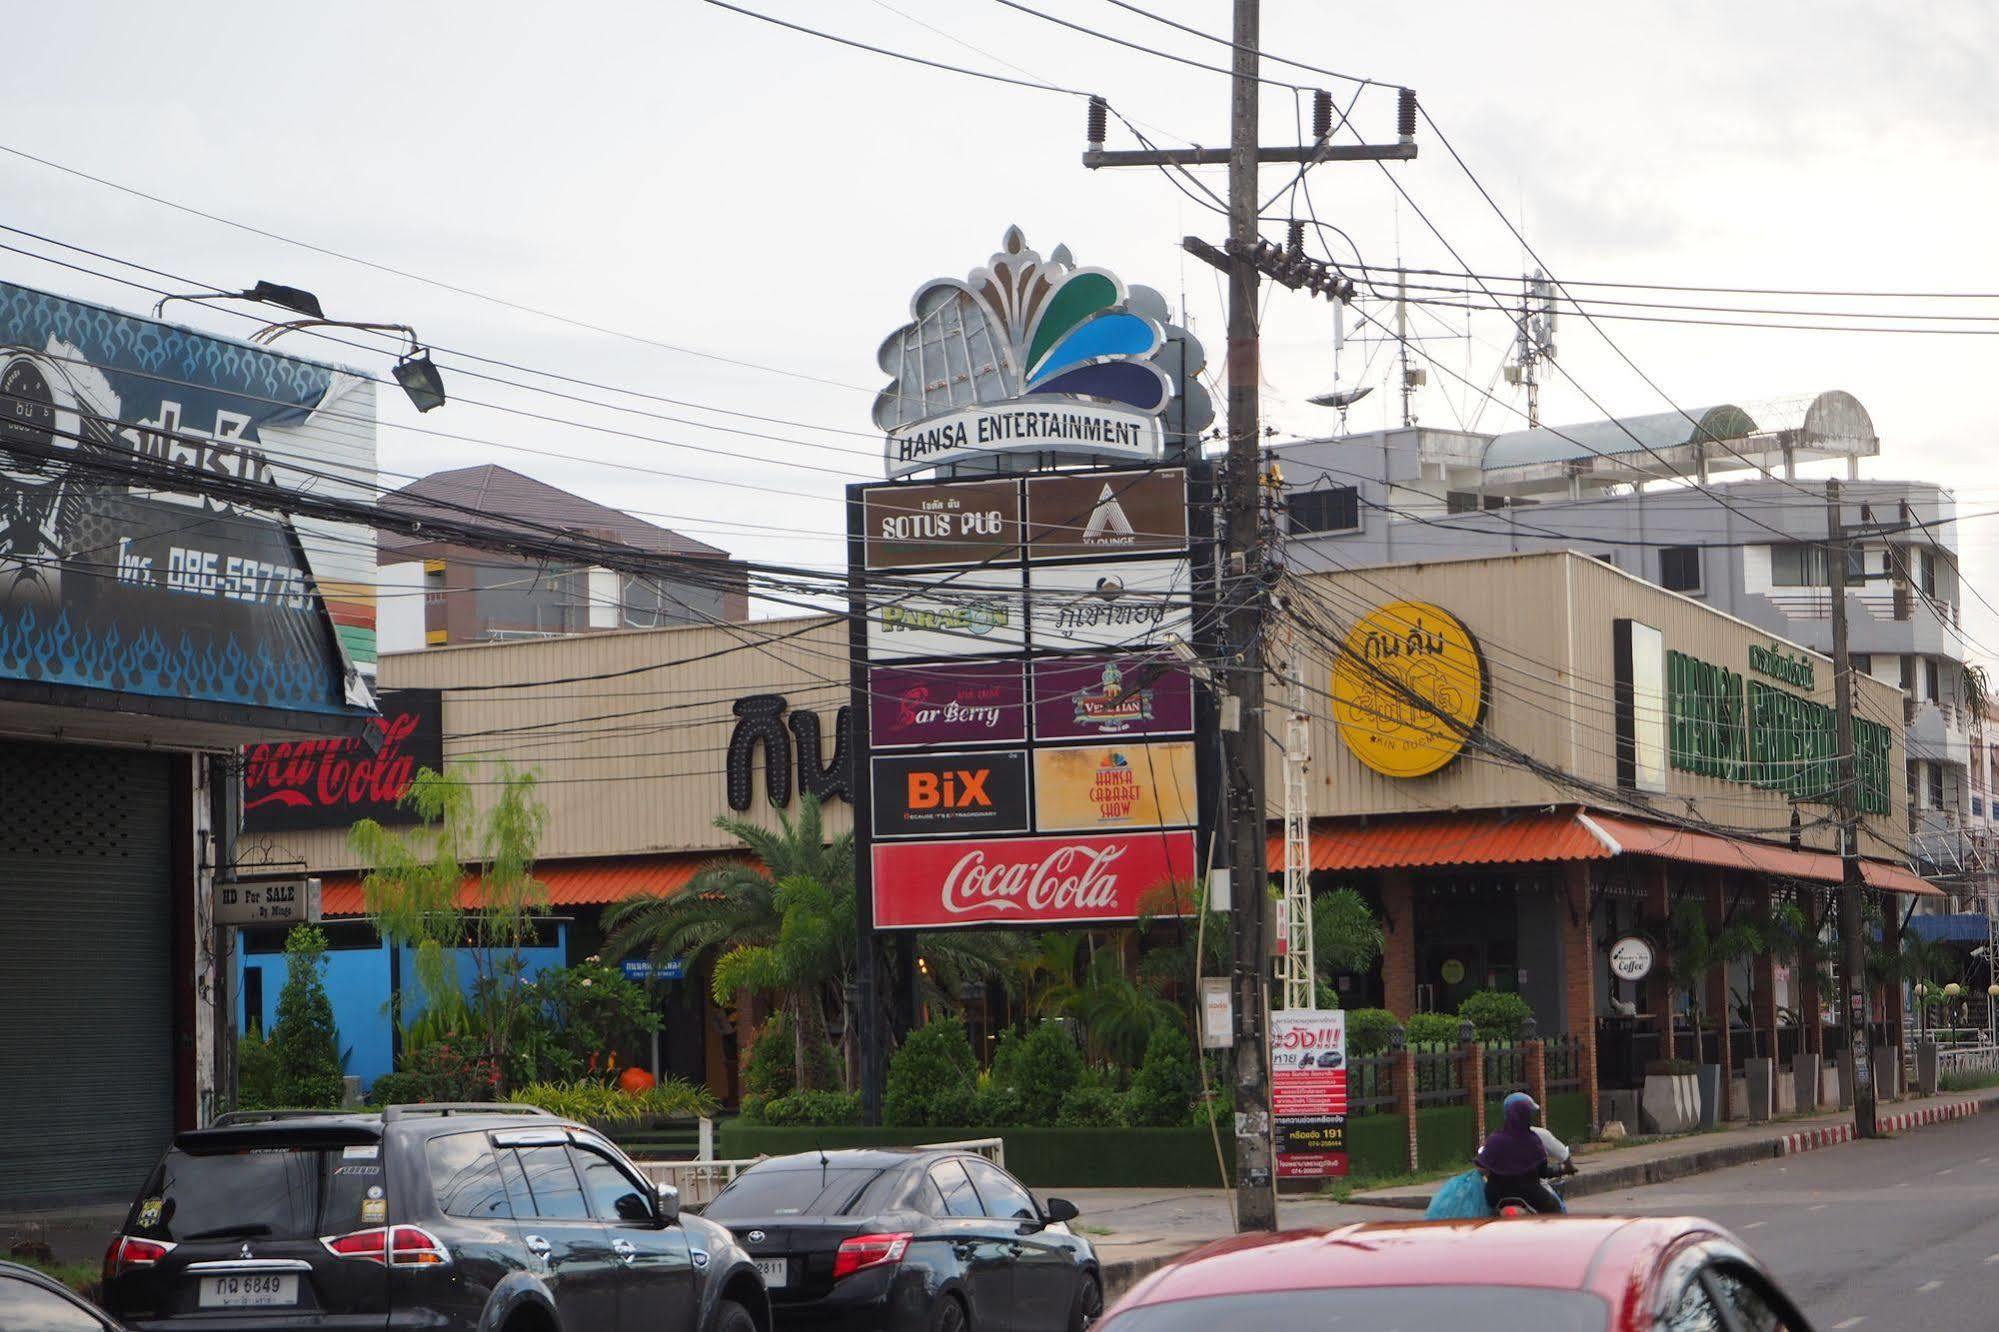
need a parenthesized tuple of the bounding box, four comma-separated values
(725, 693, 852, 812)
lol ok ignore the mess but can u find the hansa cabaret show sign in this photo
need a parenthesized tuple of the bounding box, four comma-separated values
(872, 227, 1208, 479)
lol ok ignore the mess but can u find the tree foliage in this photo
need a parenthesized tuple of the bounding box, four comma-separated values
(1312, 888, 1384, 979)
(1458, 989, 1533, 1042)
(349, 765, 549, 1089)
(883, 1017, 978, 1126)
(270, 925, 344, 1108)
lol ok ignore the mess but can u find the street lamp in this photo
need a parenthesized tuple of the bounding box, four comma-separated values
(153, 280, 325, 321)
(251, 318, 448, 413)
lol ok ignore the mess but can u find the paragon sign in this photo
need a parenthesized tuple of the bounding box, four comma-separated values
(871, 831, 1197, 929)
(874, 228, 1200, 479)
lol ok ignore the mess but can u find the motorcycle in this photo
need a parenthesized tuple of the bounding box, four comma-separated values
(1490, 1126, 1579, 1217)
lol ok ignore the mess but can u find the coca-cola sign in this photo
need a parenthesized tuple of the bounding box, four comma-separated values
(872, 830, 1196, 930)
(241, 689, 443, 831)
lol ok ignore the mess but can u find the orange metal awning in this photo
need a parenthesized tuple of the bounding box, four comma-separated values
(1271, 808, 1941, 896)
(318, 853, 724, 917)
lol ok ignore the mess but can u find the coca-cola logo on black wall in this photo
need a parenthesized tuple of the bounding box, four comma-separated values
(242, 688, 444, 831)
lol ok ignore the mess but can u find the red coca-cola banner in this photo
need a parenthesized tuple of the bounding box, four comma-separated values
(241, 689, 443, 831)
(872, 830, 1196, 930)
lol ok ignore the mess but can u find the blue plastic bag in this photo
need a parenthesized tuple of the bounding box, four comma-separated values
(1424, 1168, 1493, 1221)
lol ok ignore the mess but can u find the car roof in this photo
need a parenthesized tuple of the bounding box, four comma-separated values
(748, 1147, 960, 1172)
(173, 1109, 589, 1154)
(1115, 1217, 1727, 1311)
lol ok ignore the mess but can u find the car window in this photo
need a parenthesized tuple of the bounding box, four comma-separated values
(929, 1160, 984, 1218)
(426, 1132, 512, 1220)
(130, 1146, 381, 1242)
(1710, 1268, 1797, 1332)
(1663, 1275, 1726, 1332)
(574, 1145, 653, 1223)
(515, 1145, 592, 1220)
(705, 1167, 884, 1220)
(0, 1275, 104, 1332)
(963, 1158, 1038, 1221)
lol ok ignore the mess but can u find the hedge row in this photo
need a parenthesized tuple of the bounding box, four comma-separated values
(718, 1090, 1592, 1187)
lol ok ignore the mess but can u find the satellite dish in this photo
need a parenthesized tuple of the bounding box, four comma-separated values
(1307, 385, 1374, 410)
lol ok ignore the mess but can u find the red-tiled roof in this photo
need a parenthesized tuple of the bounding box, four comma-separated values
(319, 853, 732, 916)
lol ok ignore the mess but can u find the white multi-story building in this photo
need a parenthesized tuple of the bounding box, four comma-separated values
(1273, 390, 1973, 898)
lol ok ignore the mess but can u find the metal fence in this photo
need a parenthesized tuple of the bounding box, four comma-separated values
(1411, 1047, 1470, 1109)
(1546, 1034, 1584, 1094)
(1483, 1042, 1530, 1101)
(1346, 1053, 1398, 1115)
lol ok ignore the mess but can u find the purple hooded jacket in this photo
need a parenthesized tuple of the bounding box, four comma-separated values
(1477, 1092, 1549, 1177)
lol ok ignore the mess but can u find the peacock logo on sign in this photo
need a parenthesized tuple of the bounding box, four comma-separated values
(874, 227, 1193, 478)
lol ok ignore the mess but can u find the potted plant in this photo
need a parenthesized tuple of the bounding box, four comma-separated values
(1734, 901, 1807, 1124)
(1641, 1058, 1700, 1135)
(1666, 900, 1757, 1129)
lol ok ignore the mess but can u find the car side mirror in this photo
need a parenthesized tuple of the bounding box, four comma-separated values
(654, 1181, 681, 1224)
(1043, 1197, 1079, 1224)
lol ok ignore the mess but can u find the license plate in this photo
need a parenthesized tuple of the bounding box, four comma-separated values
(754, 1258, 788, 1287)
(199, 1274, 299, 1308)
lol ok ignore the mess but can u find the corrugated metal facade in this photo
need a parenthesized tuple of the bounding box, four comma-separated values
(281, 615, 853, 872)
(1292, 550, 1908, 861)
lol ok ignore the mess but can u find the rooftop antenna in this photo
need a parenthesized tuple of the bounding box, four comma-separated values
(1504, 268, 1558, 427)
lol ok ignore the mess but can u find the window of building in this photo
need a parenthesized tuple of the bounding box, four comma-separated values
(1659, 546, 1702, 594)
(1928, 763, 1945, 812)
(1286, 486, 1360, 535)
(1769, 543, 1865, 587)
(1921, 549, 1938, 597)
(1925, 658, 1941, 703)
(1908, 760, 1920, 808)
(1901, 656, 1915, 692)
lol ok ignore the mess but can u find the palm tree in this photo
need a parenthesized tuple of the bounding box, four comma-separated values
(604, 796, 853, 1090)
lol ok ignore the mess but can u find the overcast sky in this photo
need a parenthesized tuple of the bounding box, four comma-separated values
(5, 1, 1995, 645)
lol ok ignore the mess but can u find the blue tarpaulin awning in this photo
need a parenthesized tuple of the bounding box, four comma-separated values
(1905, 914, 1993, 944)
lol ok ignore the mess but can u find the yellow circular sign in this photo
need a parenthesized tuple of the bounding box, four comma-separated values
(1330, 599, 1485, 778)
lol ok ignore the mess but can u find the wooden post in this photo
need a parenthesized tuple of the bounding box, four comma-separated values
(1645, 862, 1674, 1057)
(1799, 890, 1824, 1057)
(1382, 870, 1417, 1018)
(1561, 861, 1600, 1129)
(1705, 871, 1733, 1119)
(1751, 883, 1779, 1061)
(1397, 1034, 1419, 1172)
(1464, 1031, 1487, 1157)
(1526, 1037, 1549, 1113)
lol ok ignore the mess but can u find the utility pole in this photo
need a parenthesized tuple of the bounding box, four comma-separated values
(1826, 477, 1880, 1138)
(1084, 1, 1416, 1233)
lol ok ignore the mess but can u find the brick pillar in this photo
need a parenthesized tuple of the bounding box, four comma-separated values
(1526, 1037, 1548, 1112)
(1751, 884, 1779, 1062)
(1398, 1040, 1419, 1171)
(1882, 898, 1905, 1098)
(1798, 890, 1823, 1057)
(1705, 871, 1733, 1119)
(1463, 1035, 1486, 1157)
(1561, 861, 1600, 1129)
(1644, 862, 1675, 1058)
(1382, 870, 1417, 1018)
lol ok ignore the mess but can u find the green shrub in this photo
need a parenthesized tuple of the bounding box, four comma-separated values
(883, 1017, 978, 1126)
(1404, 1011, 1462, 1048)
(1345, 1008, 1399, 1057)
(744, 1013, 840, 1101)
(928, 1083, 980, 1127)
(509, 1078, 717, 1125)
(965, 1086, 1025, 1128)
(1056, 1085, 1128, 1128)
(1645, 1058, 1699, 1076)
(511, 958, 659, 1084)
(739, 1093, 770, 1124)
(236, 1035, 280, 1111)
(991, 1021, 1083, 1124)
(271, 926, 344, 1108)
(1459, 990, 1534, 1043)
(1125, 1025, 1195, 1127)
(368, 1039, 500, 1105)
(761, 1090, 862, 1126)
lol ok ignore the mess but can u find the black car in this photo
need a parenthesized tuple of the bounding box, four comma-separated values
(100, 1103, 768, 1332)
(0, 1258, 128, 1331)
(702, 1149, 1098, 1332)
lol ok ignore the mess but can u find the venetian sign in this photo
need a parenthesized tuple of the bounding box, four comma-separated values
(871, 830, 1197, 929)
(862, 478, 1021, 570)
(869, 661, 1028, 748)
(1032, 655, 1194, 740)
(871, 750, 1031, 838)
(1330, 600, 1485, 779)
(1025, 468, 1188, 560)
(1031, 741, 1197, 833)
(873, 228, 1181, 478)
(1027, 558, 1192, 653)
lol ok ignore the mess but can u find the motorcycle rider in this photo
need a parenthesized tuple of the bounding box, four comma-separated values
(1477, 1092, 1569, 1215)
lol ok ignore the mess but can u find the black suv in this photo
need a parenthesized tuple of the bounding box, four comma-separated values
(100, 1103, 768, 1332)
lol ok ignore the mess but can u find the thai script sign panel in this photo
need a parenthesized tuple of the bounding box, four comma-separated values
(1026, 558, 1191, 653)
(1032, 655, 1194, 740)
(1330, 600, 1485, 780)
(862, 478, 1021, 570)
(869, 661, 1028, 748)
(1031, 741, 1197, 833)
(871, 750, 1031, 838)
(871, 830, 1197, 929)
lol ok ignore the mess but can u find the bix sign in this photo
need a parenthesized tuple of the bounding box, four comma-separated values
(870, 751, 1029, 838)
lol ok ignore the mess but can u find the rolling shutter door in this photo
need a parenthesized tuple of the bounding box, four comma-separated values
(0, 740, 176, 1208)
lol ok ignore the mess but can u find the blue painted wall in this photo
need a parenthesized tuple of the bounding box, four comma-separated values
(238, 929, 569, 1091)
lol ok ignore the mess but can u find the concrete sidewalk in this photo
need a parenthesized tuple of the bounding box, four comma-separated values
(1351, 1083, 1999, 1209)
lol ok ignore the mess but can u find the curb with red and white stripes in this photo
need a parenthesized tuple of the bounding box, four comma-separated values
(1779, 1098, 1981, 1156)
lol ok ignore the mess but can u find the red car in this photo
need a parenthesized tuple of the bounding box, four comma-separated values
(1100, 1216, 1814, 1332)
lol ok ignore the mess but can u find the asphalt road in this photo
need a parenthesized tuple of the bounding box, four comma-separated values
(1579, 1111, 1999, 1329)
